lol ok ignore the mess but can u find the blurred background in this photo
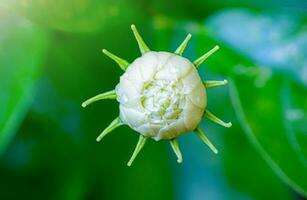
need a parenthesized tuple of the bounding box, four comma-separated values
(0, 0, 306, 199)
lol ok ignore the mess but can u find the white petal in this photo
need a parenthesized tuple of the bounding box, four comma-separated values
(157, 118, 188, 140)
(187, 83, 206, 109)
(115, 51, 207, 140)
(116, 77, 141, 109)
(181, 67, 201, 93)
(183, 98, 204, 130)
(155, 53, 192, 80)
(136, 123, 154, 137)
(120, 105, 146, 129)
(125, 62, 144, 91)
(137, 52, 159, 82)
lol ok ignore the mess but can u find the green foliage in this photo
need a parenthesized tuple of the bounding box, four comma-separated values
(0, 2, 306, 200)
(2, 0, 146, 32)
(0, 9, 48, 155)
(205, 10, 307, 196)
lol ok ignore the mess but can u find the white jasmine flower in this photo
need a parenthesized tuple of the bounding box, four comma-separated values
(82, 25, 231, 166)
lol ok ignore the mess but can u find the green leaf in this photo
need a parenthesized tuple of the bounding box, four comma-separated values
(228, 73, 307, 197)
(281, 81, 307, 164)
(0, 9, 48, 155)
(203, 9, 307, 196)
(206, 9, 307, 87)
(1, 0, 146, 33)
(223, 120, 294, 200)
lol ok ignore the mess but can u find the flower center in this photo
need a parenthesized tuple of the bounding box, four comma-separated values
(140, 79, 186, 125)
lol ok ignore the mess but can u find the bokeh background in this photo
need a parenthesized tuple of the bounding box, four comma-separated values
(0, 0, 307, 199)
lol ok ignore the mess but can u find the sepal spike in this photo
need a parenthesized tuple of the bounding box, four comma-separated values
(82, 90, 116, 108)
(194, 45, 219, 68)
(96, 117, 123, 142)
(127, 135, 147, 166)
(205, 110, 232, 128)
(204, 79, 228, 88)
(175, 33, 192, 56)
(194, 127, 218, 154)
(170, 139, 183, 163)
(102, 49, 129, 71)
(131, 24, 150, 55)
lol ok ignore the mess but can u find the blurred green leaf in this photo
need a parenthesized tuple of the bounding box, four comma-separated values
(281, 81, 307, 164)
(203, 9, 307, 197)
(223, 120, 294, 200)
(1, 0, 147, 33)
(206, 9, 307, 87)
(0, 9, 48, 155)
(228, 74, 307, 197)
(204, 0, 307, 11)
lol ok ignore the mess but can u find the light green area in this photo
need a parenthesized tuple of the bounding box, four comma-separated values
(0, 9, 48, 155)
